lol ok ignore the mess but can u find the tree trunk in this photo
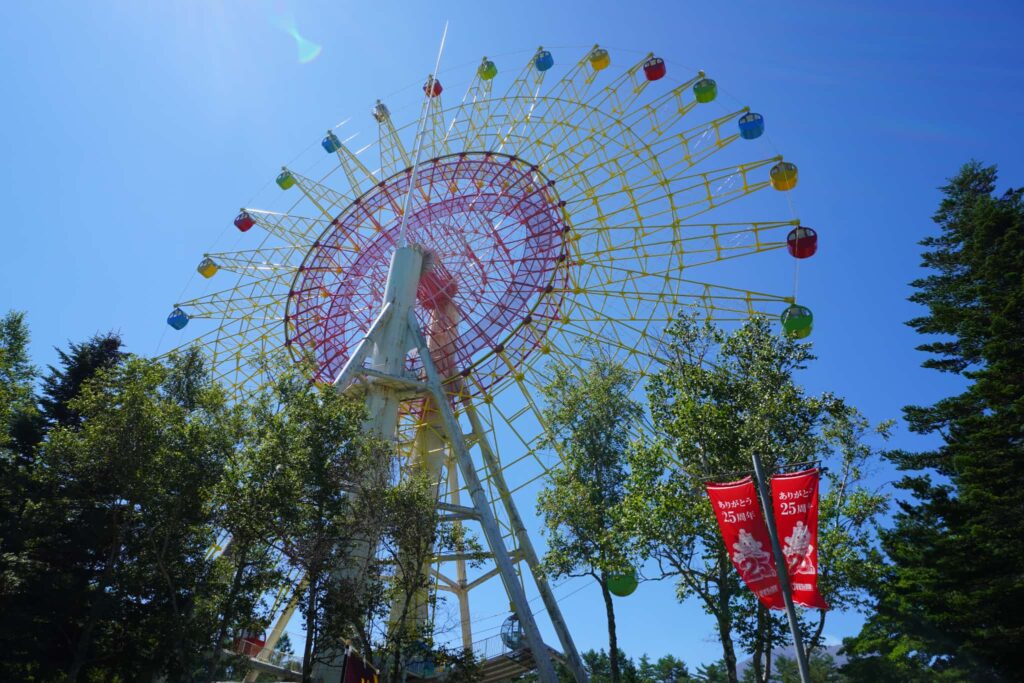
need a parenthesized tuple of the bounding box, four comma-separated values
(714, 554, 739, 683)
(751, 604, 764, 683)
(599, 573, 621, 683)
(302, 574, 318, 683)
(714, 611, 739, 683)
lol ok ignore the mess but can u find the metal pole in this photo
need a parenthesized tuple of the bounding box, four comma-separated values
(396, 21, 448, 248)
(446, 460, 474, 651)
(750, 454, 811, 683)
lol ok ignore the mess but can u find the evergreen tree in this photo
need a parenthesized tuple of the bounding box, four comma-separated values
(637, 653, 690, 682)
(39, 332, 123, 429)
(0, 337, 247, 682)
(844, 162, 1024, 680)
(769, 653, 841, 682)
(581, 648, 641, 683)
(0, 311, 43, 644)
(0, 311, 41, 455)
(0, 321, 131, 681)
(692, 660, 730, 683)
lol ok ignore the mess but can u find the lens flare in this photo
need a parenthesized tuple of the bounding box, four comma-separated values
(273, 11, 322, 63)
(288, 24, 321, 63)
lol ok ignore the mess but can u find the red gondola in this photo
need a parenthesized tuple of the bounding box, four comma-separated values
(423, 77, 443, 97)
(787, 226, 818, 259)
(643, 57, 666, 81)
(234, 210, 255, 232)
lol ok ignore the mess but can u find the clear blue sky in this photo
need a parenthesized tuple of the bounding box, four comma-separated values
(2, 0, 1022, 670)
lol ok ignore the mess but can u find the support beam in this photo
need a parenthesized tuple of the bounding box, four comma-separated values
(447, 456, 473, 650)
(409, 310, 559, 683)
(465, 565, 505, 592)
(436, 501, 481, 519)
(332, 302, 393, 390)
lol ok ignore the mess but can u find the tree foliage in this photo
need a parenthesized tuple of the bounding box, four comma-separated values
(0, 338, 248, 681)
(844, 161, 1024, 681)
(0, 318, 478, 683)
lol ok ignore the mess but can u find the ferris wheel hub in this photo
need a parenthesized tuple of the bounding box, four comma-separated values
(286, 152, 569, 393)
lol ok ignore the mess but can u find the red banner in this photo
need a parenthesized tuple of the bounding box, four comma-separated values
(706, 477, 785, 610)
(770, 469, 829, 610)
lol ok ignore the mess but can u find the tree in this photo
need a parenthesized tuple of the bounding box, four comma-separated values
(638, 653, 690, 682)
(200, 383, 295, 683)
(39, 332, 123, 429)
(264, 363, 458, 683)
(0, 311, 40, 456)
(0, 311, 50, 681)
(0, 337, 252, 682)
(0, 312, 41, 594)
(844, 162, 1024, 680)
(53, 350, 240, 682)
(692, 660, 730, 683)
(581, 648, 640, 683)
(769, 653, 841, 682)
(263, 367, 385, 683)
(537, 355, 643, 683)
(621, 315, 888, 683)
(276, 632, 295, 656)
(0, 322, 134, 682)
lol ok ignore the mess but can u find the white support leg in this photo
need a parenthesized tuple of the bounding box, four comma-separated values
(408, 311, 558, 683)
(315, 247, 426, 683)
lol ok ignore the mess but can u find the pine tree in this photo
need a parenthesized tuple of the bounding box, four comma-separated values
(844, 162, 1024, 680)
(40, 332, 123, 429)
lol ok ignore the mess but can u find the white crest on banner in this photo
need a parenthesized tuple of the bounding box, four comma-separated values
(732, 528, 777, 581)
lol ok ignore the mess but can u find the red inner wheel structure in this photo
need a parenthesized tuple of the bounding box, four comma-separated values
(286, 152, 569, 394)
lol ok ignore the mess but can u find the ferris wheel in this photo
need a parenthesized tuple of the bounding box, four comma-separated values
(166, 44, 817, 683)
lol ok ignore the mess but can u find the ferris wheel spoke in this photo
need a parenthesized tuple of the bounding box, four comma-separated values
(488, 48, 561, 154)
(543, 45, 608, 107)
(551, 107, 749, 198)
(373, 100, 412, 178)
(582, 51, 661, 119)
(279, 169, 357, 224)
(423, 94, 451, 159)
(244, 209, 330, 245)
(200, 248, 307, 280)
(564, 165, 776, 233)
(445, 74, 494, 153)
(177, 284, 288, 321)
(327, 131, 379, 196)
(619, 71, 707, 132)
(562, 156, 776, 208)
(574, 220, 794, 270)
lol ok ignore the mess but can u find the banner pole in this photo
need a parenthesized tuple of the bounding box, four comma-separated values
(751, 454, 812, 683)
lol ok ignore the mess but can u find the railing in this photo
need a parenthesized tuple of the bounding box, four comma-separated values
(245, 644, 303, 673)
(471, 634, 514, 661)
